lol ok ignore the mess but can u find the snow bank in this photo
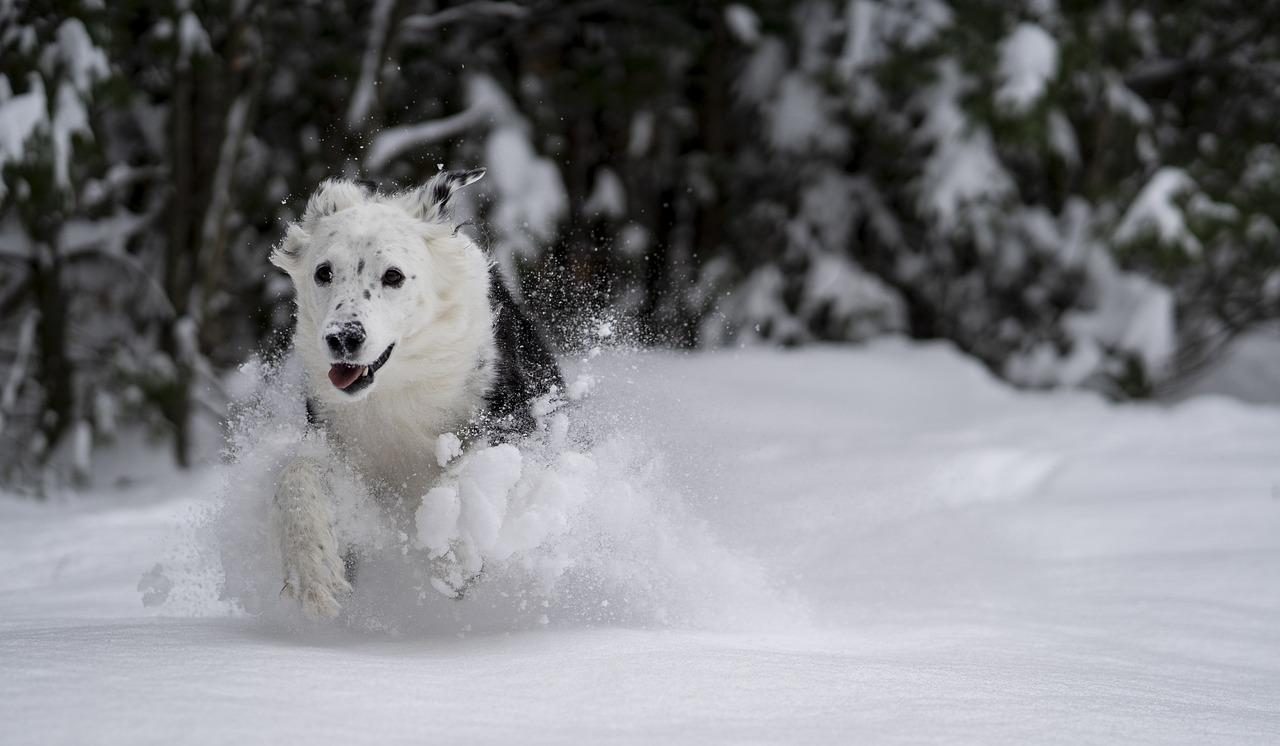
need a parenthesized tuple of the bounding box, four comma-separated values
(5, 343, 1280, 743)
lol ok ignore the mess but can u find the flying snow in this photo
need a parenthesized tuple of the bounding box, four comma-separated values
(156, 335, 797, 635)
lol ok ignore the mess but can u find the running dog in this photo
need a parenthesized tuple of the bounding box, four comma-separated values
(268, 170, 562, 618)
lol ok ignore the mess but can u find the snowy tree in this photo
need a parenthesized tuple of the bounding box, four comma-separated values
(3, 0, 1280, 491)
(0, 2, 132, 487)
(699, 0, 1280, 395)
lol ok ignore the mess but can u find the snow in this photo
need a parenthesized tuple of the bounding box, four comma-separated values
(51, 81, 91, 189)
(484, 126, 568, 258)
(718, 265, 805, 344)
(398, 2, 528, 37)
(995, 23, 1058, 113)
(1047, 108, 1079, 166)
(364, 75, 509, 170)
(365, 109, 484, 171)
(615, 222, 649, 257)
(1114, 167, 1201, 255)
(799, 254, 906, 340)
(3, 343, 1280, 743)
(199, 93, 251, 252)
(1006, 201, 1178, 387)
(583, 167, 626, 218)
(915, 61, 1013, 227)
(52, 19, 109, 94)
(0, 19, 107, 199)
(1181, 327, 1280, 404)
(434, 432, 463, 468)
(364, 71, 566, 265)
(839, 0, 880, 75)
(766, 73, 846, 153)
(986, 197, 1180, 388)
(176, 11, 211, 64)
(345, 0, 396, 129)
(1058, 249, 1178, 383)
(0, 311, 37, 436)
(626, 110, 654, 158)
(837, 0, 884, 111)
(723, 4, 761, 46)
(0, 74, 48, 201)
(1104, 72, 1153, 125)
(735, 38, 787, 105)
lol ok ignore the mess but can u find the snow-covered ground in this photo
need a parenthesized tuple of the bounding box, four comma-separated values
(2, 341, 1279, 744)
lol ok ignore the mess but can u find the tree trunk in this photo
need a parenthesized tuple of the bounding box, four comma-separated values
(162, 59, 197, 469)
(30, 245, 73, 465)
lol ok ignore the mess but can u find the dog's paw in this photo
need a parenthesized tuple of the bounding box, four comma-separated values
(283, 579, 349, 619)
(428, 570, 483, 601)
(281, 548, 352, 620)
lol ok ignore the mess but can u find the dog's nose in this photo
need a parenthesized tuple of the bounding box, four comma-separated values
(325, 322, 366, 357)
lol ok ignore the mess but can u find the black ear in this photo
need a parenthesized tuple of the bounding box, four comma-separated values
(401, 168, 486, 223)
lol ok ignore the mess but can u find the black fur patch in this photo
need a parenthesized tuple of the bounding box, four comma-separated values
(301, 269, 561, 443)
(305, 397, 322, 429)
(431, 180, 454, 213)
(473, 266, 564, 440)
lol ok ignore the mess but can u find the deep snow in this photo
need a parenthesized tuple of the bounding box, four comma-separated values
(2, 341, 1279, 744)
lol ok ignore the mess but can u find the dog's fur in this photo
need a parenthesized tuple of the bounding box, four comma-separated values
(268, 170, 562, 618)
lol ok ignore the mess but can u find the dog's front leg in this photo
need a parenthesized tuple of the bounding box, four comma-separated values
(273, 456, 351, 619)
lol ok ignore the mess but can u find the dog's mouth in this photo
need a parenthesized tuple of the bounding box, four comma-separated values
(328, 343, 395, 395)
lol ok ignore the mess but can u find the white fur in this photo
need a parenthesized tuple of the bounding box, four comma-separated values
(270, 178, 495, 618)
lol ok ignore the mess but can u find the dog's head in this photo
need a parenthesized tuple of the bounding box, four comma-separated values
(272, 170, 488, 402)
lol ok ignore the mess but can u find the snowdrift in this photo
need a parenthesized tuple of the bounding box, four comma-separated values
(2, 340, 1279, 744)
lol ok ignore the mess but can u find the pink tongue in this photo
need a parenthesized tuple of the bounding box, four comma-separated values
(328, 364, 366, 390)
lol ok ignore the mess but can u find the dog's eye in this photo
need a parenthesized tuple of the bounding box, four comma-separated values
(314, 263, 333, 285)
(382, 268, 405, 288)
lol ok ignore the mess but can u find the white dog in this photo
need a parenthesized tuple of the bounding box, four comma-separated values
(268, 170, 562, 618)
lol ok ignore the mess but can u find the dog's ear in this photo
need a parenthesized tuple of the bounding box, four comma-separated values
(400, 168, 486, 223)
(274, 178, 368, 272)
(270, 223, 308, 273)
(302, 178, 370, 225)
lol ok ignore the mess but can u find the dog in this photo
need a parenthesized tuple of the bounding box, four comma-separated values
(267, 170, 563, 618)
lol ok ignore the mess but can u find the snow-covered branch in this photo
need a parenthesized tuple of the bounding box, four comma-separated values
(365, 74, 517, 171)
(58, 210, 149, 256)
(398, 2, 528, 38)
(0, 310, 37, 438)
(348, 1, 528, 132)
(346, 0, 397, 130)
(365, 107, 486, 171)
(199, 93, 252, 261)
(58, 209, 175, 318)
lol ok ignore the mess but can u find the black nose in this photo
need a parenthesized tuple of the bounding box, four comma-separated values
(325, 322, 366, 357)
